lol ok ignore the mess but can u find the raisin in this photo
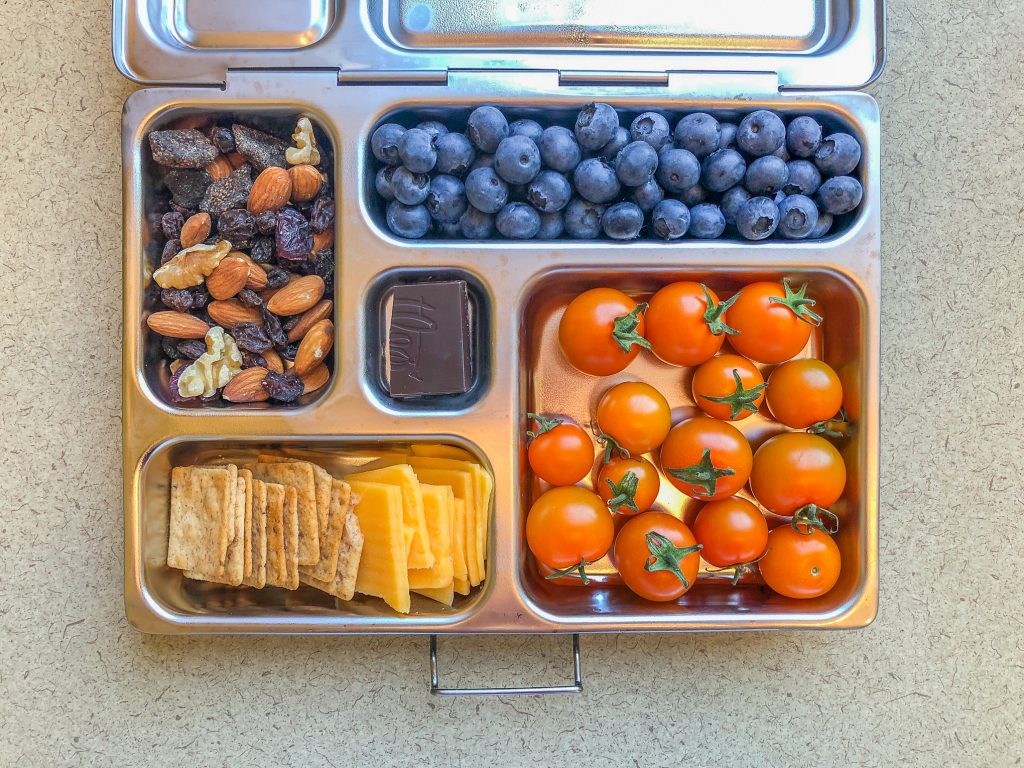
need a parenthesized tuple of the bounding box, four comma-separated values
(262, 307, 288, 349)
(265, 266, 290, 290)
(310, 196, 335, 234)
(281, 314, 301, 332)
(168, 201, 193, 217)
(161, 211, 185, 240)
(161, 335, 185, 360)
(167, 366, 195, 403)
(250, 236, 274, 264)
(275, 207, 313, 261)
(230, 323, 273, 353)
(237, 288, 262, 307)
(161, 239, 182, 264)
(281, 342, 300, 361)
(190, 286, 210, 309)
(261, 371, 305, 402)
(149, 129, 218, 169)
(255, 210, 277, 235)
(314, 248, 334, 291)
(160, 288, 194, 313)
(209, 126, 235, 154)
(177, 340, 207, 359)
(240, 351, 267, 369)
(217, 208, 256, 245)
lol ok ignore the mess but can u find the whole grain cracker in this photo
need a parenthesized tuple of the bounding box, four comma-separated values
(167, 464, 237, 572)
(242, 478, 268, 589)
(257, 455, 332, 549)
(263, 482, 287, 588)
(300, 478, 352, 583)
(281, 486, 299, 589)
(303, 508, 363, 601)
(184, 475, 245, 585)
(245, 462, 319, 566)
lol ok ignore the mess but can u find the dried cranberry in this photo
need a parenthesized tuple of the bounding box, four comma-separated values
(261, 307, 288, 349)
(161, 239, 182, 264)
(264, 266, 290, 290)
(314, 248, 334, 291)
(310, 196, 335, 234)
(250, 236, 274, 264)
(161, 336, 185, 360)
(209, 126, 235, 154)
(261, 371, 304, 402)
(160, 288, 194, 313)
(177, 340, 207, 359)
(275, 207, 313, 261)
(231, 323, 273, 353)
(161, 211, 185, 240)
(240, 351, 267, 368)
(255, 210, 277, 235)
(237, 288, 262, 307)
(190, 286, 210, 309)
(217, 208, 256, 246)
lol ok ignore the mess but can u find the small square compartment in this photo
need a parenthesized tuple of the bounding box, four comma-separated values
(167, 0, 336, 49)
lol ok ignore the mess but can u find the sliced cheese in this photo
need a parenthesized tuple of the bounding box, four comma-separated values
(348, 480, 410, 614)
(408, 484, 454, 590)
(406, 466, 478, 586)
(410, 444, 477, 462)
(451, 498, 470, 596)
(347, 464, 433, 570)
(414, 584, 454, 607)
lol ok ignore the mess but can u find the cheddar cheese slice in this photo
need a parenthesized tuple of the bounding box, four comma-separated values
(408, 484, 454, 590)
(347, 464, 433, 570)
(403, 465, 478, 586)
(414, 583, 455, 607)
(451, 498, 470, 596)
(348, 480, 410, 614)
(410, 444, 478, 462)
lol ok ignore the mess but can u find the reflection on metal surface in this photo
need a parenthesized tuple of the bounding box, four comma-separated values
(168, 0, 335, 49)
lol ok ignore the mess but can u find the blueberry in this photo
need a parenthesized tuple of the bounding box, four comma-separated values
(391, 165, 430, 205)
(772, 145, 791, 163)
(465, 167, 509, 214)
(674, 113, 721, 159)
(701, 148, 746, 192)
(416, 120, 449, 141)
(735, 196, 780, 240)
(509, 118, 544, 142)
(679, 183, 709, 207)
(434, 220, 461, 238)
(563, 198, 606, 239)
(815, 133, 862, 177)
(527, 170, 572, 213)
(469, 153, 495, 171)
(687, 203, 726, 239)
(744, 155, 790, 195)
(538, 126, 582, 174)
(656, 148, 701, 193)
(375, 166, 397, 201)
(786, 116, 822, 158)
(573, 157, 621, 204)
(718, 122, 738, 150)
(495, 202, 541, 239)
(720, 185, 752, 226)
(776, 194, 819, 239)
(630, 112, 672, 151)
(370, 123, 405, 166)
(466, 106, 509, 153)
(386, 201, 431, 238)
(651, 199, 691, 240)
(494, 135, 542, 184)
(537, 211, 565, 239)
(575, 102, 620, 150)
(782, 160, 821, 197)
(459, 207, 494, 239)
(597, 126, 631, 160)
(425, 174, 468, 223)
(631, 177, 665, 212)
(808, 211, 834, 239)
(398, 127, 437, 173)
(817, 175, 863, 214)
(434, 132, 476, 177)
(736, 110, 786, 156)
(601, 202, 644, 240)
(614, 141, 659, 187)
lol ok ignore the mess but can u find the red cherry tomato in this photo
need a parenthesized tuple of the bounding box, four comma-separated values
(727, 279, 822, 364)
(527, 414, 594, 486)
(613, 512, 702, 602)
(691, 354, 767, 421)
(596, 456, 661, 515)
(692, 497, 769, 567)
(558, 288, 650, 376)
(765, 359, 844, 429)
(759, 526, 841, 599)
(596, 382, 672, 456)
(659, 417, 753, 501)
(526, 487, 614, 583)
(645, 282, 736, 366)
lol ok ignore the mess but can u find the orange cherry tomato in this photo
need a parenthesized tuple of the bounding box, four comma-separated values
(759, 526, 841, 599)
(597, 456, 661, 515)
(727, 278, 822, 364)
(645, 282, 736, 367)
(526, 486, 614, 583)
(659, 417, 753, 501)
(613, 512, 702, 601)
(692, 497, 769, 567)
(691, 353, 767, 421)
(765, 359, 843, 429)
(749, 432, 846, 517)
(527, 414, 595, 486)
(558, 288, 650, 376)
(596, 382, 672, 456)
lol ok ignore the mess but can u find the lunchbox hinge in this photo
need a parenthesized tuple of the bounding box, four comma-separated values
(558, 71, 670, 87)
(338, 70, 449, 86)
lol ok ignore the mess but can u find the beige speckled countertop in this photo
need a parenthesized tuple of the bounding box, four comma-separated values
(1, 1, 1022, 765)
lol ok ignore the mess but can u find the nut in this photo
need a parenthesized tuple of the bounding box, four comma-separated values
(287, 300, 333, 342)
(222, 366, 271, 402)
(207, 299, 263, 327)
(226, 151, 247, 169)
(292, 319, 334, 376)
(206, 156, 233, 181)
(147, 311, 210, 339)
(300, 364, 330, 395)
(288, 164, 323, 203)
(152, 239, 232, 289)
(169, 358, 187, 375)
(266, 275, 325, 316)
(179, 212, 212, 248)
(205, 256, 250, 300)
(311, 227, 334, 253)
(177, 327, 243, 398)
(262, 348, 285, 374)
(286, 117, 321, 166)
(230, 251, 268, 291)
(247, 166, 292, 214)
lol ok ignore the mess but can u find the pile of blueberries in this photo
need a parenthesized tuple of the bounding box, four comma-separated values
(371, 104, 863, 241)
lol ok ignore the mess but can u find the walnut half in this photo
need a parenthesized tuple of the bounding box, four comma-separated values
(153, 239, 233, 289)
(285, 117, 320, 166)
(177, 326, 243, 398)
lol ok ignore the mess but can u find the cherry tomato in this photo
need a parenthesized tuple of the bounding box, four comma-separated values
(596, 382, 672, 456)
(659, 417, 752, 501)
(691, 354, 766, 421)
(597, 456, 661, 515)
(613, 512, 702, 602)
(526, 414, 594, 486)
(727, 278, 822, 364)
(749, 432, 846, 516)
(526, 486, 614, 583)
(759, 526, 841, 599)
(645, 282, 736, 366)
(558, 288, 650, 376)
(692, 497, 769, 567)
(765, 359, 843, 429)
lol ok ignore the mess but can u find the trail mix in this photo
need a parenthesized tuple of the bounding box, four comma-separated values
(143, 115, 336, 405)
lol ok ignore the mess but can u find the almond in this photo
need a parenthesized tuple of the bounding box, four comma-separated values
(226, 151, 247, 169)
(206, 256, 250, 300)
(147, 311, 210, 339)
(262, 348, 285, 374)
(287, 300, 334, 342)
(229, 251, 268, 291)
(247, 166, 292, 214)
(222, 367, 271, 403)
(292, 319, 334, 376)
(288, 164, 323, 203)
(208, 299, 263, 327)
(179, 212, 212, 248)
(266, 275, 325, 316)
(206, 156, 232, 181)
(300, 364, 330, 395)
(311, 226, 334, 253)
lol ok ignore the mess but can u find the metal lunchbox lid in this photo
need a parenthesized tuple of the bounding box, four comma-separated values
(113, 0, 885, 90)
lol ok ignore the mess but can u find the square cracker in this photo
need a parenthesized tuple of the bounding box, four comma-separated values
(184, 475, 246, 586)
(263, 482, 287, 588)
(167, 464, 237, 572)
(300, 479, 352, 583)
(281, 486, 299, 589)
(303, 509, 364, 601)
(242, 478, 268, 588)
(246, 462, 319, 566)
(257, 455, 333, 551)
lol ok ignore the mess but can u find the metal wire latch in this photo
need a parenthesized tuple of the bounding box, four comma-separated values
(429, 635, 582, 696)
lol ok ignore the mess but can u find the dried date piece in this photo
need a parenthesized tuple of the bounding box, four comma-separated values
(231, 322, 273, 353)
(310, 196, 335, 234)
(275, 207, 313, 261)
(232, 124, 288, 172)
(200, 165, 253, 217)
(261, 371, 305, 402)
(149, 129, 219, 169)
(164, 168, 211, 209)
(161, 212, 185, 240)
